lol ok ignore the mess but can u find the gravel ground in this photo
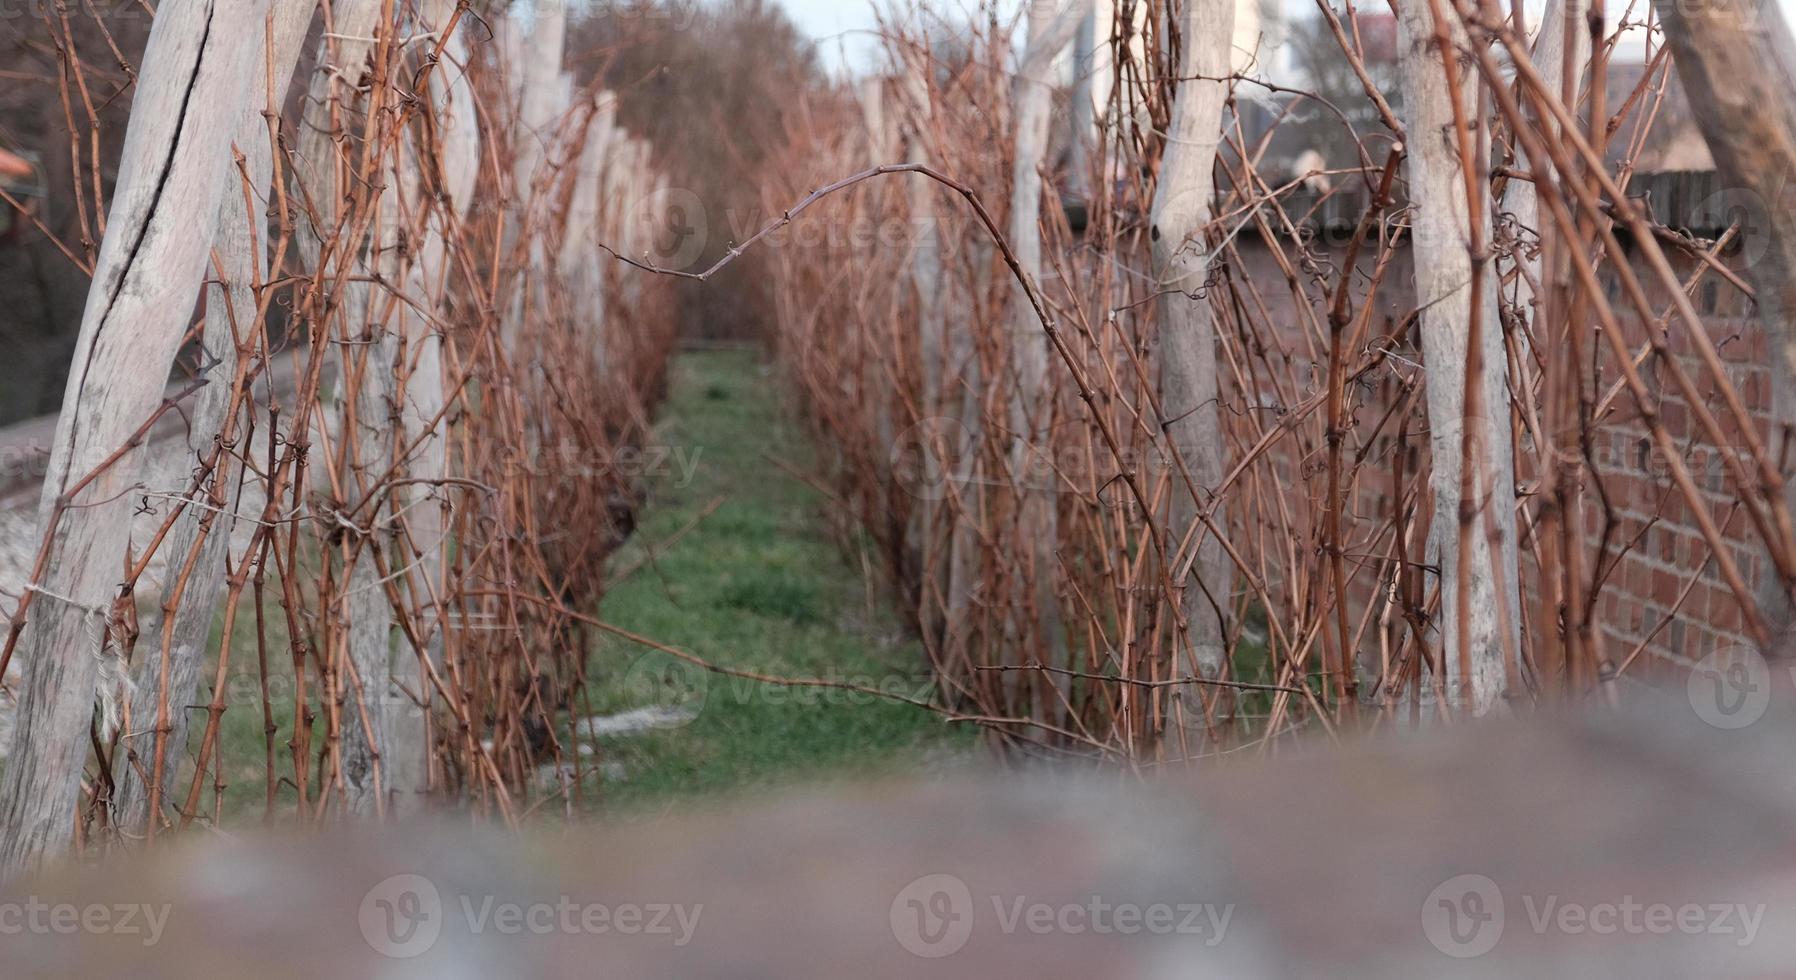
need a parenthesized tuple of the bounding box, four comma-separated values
(0, 435, 275, 760)
(0, 505, 33, 756)
(0, 504, 35, 612)
(0, 355, 305, 760)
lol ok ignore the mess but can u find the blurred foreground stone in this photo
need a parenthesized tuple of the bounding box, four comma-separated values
(2, 695, 1794, 978)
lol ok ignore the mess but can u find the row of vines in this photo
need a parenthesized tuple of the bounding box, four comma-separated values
(0, 0, 676, 874)
(763, 0, 1796, 764)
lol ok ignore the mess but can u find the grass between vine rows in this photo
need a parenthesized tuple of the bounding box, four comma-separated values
(581, 350, 971, 813)
(119, 350, 964, 826)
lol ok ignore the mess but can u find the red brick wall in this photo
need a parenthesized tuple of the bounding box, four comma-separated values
(1225, 234, 1769, 686)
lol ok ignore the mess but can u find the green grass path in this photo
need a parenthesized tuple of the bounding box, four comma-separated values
(583, 351, 967, 812)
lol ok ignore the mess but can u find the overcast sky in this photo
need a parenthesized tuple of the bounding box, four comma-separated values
(774, 0, 918, 75)
(774, 0, 1796, 76)
(773, 0, 1034, 74)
